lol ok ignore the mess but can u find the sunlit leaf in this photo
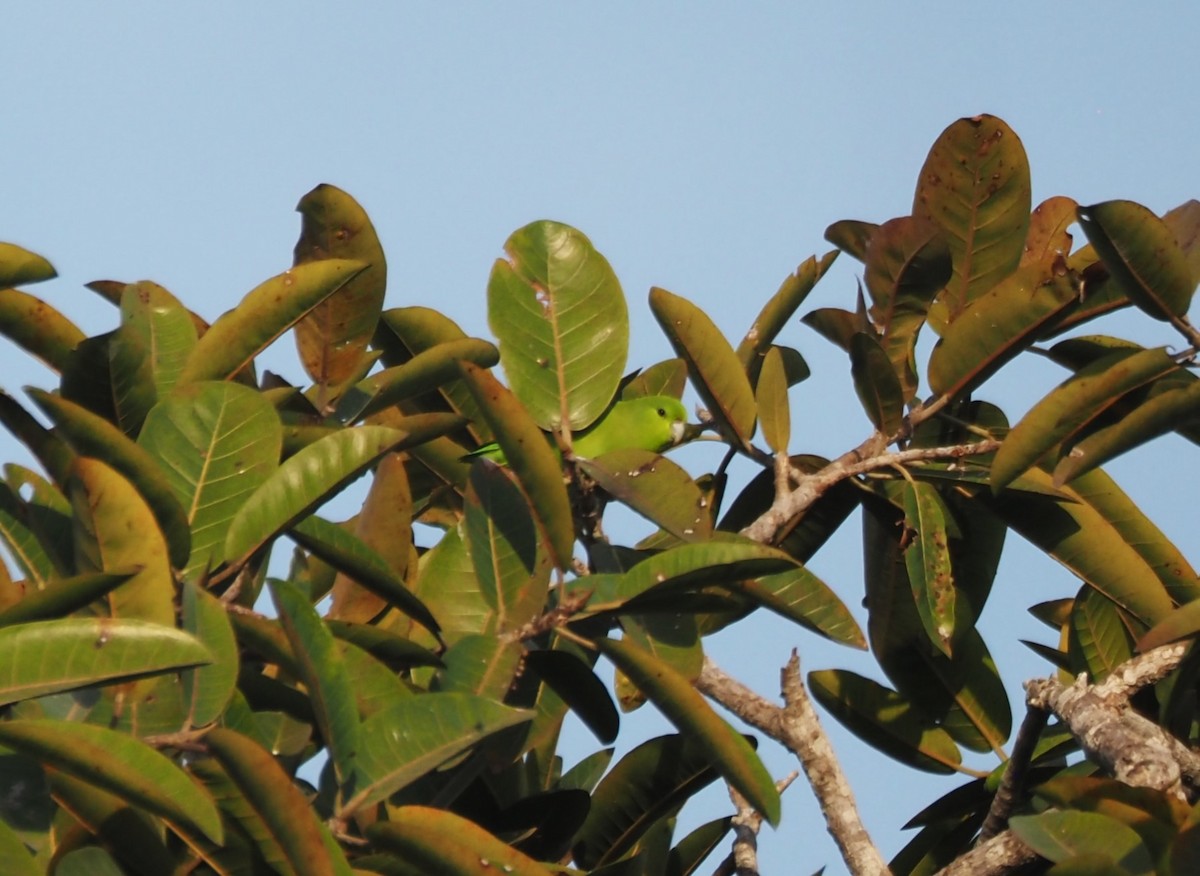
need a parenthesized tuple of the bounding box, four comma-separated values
(991, 346, 1178, 491)
(0, 617, 209, 706)
(736, 251, 837, 381)
(458, 361, 575, 570)
(650, 286, 756, 446)
(1021, 197, 1078, 267)
(1077, 199, 1196, 321)
(31, 389, 191, 569)
(488, 220, 629, 431)
(913, 114, 1032, 324)
(139, 380, 281, 578)
(578, 450, 714, 542)
(68, 457, 175, 626)
(369, 807, 555, 876)
(205, 727, 346, 875)
(223, 425, 415, 563)
(0, 570, 131, 627)
(731, 566, 865, 648)
(181, 581, 238, 728)
(463, 462, 549, 633)
(270, 579, 359, 789)
(347, 694, 533, 814)
(927, 261, 1078, 400)
(179, 259, 366, 384)
(0, 288, 83, 373)
(1010, 810, 1153, 872)
(0, 719, 222, 843)
(755, 345, 790, 452)
(293, 184, 387, 398)
(902, 480, 958, 656)
(0, 242, 56, 287)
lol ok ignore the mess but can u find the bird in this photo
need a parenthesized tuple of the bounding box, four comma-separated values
(464, 395, 690, 464)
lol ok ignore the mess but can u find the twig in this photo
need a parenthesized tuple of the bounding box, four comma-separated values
(698, 653, 890, 876)
(977, 706, 1047, 842)
(741, 438, 999, 543)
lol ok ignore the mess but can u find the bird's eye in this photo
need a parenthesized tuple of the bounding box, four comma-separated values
(657, 408, 666, 417)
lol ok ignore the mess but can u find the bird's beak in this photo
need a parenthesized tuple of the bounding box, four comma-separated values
(670, 420, 688, 445)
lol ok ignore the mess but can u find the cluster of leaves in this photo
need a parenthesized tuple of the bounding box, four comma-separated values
(0, 114, 1195, 875)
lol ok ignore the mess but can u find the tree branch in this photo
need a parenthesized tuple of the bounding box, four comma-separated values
(1024, 642, 1197, 799)
(741, 438, 999, 544)
(699, 653, 891, 876)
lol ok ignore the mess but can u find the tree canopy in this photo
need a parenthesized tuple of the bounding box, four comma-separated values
(0, 113, 1198, 875)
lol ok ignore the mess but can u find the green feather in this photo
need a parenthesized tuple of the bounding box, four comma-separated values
(465, 395, 689, 464)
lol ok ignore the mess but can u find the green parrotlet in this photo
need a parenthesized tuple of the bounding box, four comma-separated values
(465, 395, 690, 464)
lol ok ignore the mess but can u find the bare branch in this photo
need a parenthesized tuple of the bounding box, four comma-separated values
(741, 438, 999, 543)
(935, 831, 1039, 876)
(1024, 643, 1197, 799)
(699, 654, 891, 876)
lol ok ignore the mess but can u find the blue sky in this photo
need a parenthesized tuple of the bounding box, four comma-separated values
(5, 4, 1199, 873)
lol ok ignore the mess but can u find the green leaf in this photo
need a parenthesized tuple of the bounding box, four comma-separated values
(205, 727, 347, 876)
(223, 425, 413, 562)
(68, 457, 176, 626)
(0, 288, 84, 373)
(1010, 810, 1153, 873)
(347, 693, 534, 815)
(736, 251, 837, 380)
(1077, 200, 1196, 321)
(488, 220, 629, 431)
(30, 389, 192, 569)
(1053, 380, 1200, 485)
(597, 637, 780, 826)
(0, 617, 209, 706)
(0, 570, 132, 627)
(620, 358, 689, 401)
(0, 719, 222, 843)
(731, 566, 865, 648)
(434, 633, 522, 699)
(410, 525, 486, 648)
(293, 184, 387, 394)
(0, 818, 40, 876)
(863, 215, 952, 398)
(1140, 601, 1200, 651)
(807, 669, 962, 773)
(139, 381, 282, 578)
(802, 305, 866, 352)
(270, 579, 359, 791)
(850, 332, 906, 435)
(0, 483, 65, 589)
(0, 390, 73, 485)
(1080, 463, 1200, 605)
(755, 345, 790, 452)
(1069, 588, 1134, 680)
(1022, 196, 1079, 268)
(179, 258, 366, 384)
(991, 346, 1179, 491)
(913, 114, 1032, 323)
(579, 539, 797, 611)
(927, 261, 1078, 399)
(369, 807, 556, 876)
(578, 450, 714, 543)
(292, 514, 440, 636)
(337, 338, 498, 423)
(0, 242, 56, 286)
(902, 480, 959, 656)
(458, 361, 575, 570)
(463, 461, 550, 633)
(650, 286, 757, 446)
(983, 468, 1175, 626)
(181, 581, 238, 727)
(574, 734, 725, 868)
